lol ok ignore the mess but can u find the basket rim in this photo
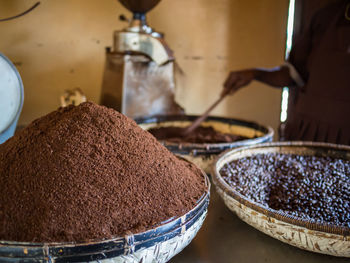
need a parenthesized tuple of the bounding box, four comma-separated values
(212, 141, 350, 237)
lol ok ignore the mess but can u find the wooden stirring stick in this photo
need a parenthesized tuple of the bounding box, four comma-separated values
(182, 89, 230, 136)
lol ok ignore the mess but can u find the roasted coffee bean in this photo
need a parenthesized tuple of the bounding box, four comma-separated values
(220, 153, 350, 228)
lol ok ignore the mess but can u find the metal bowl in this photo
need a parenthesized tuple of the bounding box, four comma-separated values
(136, 115, 274, 174)
(212, 141, 350, 257)
(0, 161, 210, 263)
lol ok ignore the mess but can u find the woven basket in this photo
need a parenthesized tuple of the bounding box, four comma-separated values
(0, 159, 210, 263)
(212, 141, 350, 257)
(137, 114, 274, 174)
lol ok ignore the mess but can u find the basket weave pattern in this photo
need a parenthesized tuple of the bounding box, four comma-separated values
(213, 141, 350, 257)
(100, 211, 207, 263)
(216, 187, 350, 257)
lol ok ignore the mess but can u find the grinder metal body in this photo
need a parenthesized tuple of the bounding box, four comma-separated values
(101, 0, 183, 118)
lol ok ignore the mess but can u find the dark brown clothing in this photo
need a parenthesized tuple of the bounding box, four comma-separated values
(284, 0, 350, 145)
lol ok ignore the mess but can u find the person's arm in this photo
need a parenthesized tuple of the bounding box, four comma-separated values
(222, 66, 295, 96)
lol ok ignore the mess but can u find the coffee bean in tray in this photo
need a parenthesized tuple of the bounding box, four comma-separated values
(220, 153, 350, 228)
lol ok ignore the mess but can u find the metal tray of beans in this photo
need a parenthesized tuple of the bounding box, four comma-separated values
(212, 141, 350, 257)
(0, 170, 210, 263)
(136, 115, 274, 174)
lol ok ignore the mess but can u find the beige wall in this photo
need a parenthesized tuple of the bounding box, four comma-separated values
(0, 0, 289, 134)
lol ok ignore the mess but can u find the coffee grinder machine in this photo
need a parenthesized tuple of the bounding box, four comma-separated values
(101, 0, 183, 119)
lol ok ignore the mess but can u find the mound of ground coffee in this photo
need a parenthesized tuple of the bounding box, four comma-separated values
(220, 153, 350, 228)
(148, 126, 250, 144)
(0, 102, 206, 243)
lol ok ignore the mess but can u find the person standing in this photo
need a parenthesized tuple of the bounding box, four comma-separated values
(223, 0, 350, 145)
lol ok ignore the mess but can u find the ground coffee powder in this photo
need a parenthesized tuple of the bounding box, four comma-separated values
(220, 153, 350, 228)
(0, 102, 206, 243)
(148, 126, 250, 144)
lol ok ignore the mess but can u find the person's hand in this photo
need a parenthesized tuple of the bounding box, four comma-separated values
(222, 69, 256, 96)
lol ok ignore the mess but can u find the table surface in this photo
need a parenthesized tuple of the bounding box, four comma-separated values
(170, 186, 349, 263)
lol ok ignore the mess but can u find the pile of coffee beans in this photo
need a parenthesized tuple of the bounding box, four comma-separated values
(0, 102, 206, 242)
(220, 153, 350, 227)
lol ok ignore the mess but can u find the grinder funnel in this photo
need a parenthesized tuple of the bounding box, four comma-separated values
(118, 0, 161, 14)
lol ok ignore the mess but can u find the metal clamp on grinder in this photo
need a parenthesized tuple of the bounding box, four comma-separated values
(101, 0, 184, 119)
